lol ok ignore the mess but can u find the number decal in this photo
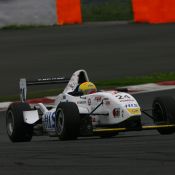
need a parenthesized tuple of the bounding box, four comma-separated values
(116, 95, 131, 99)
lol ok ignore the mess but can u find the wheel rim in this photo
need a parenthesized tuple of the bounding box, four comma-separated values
(57, 109, 64, 134)
(7, 111, 14, 136)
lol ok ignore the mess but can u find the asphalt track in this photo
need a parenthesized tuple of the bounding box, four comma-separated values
(1, 22, 175, 175)
(1, 89, 175, 175)
(0, 23, 175, 96)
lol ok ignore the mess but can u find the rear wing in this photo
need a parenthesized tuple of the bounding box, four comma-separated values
(19, 77, 69, 102)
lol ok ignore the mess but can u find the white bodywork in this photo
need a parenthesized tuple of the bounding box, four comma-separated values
(24, 70, 141, 134)
(55, 70, 141, 126)
(55, 91, 141, 126)
(23, 110, 39, 124)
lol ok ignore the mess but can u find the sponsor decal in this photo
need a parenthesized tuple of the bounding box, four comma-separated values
(68, 78, 76, 90)
(113, 108, 120, 118)
(38, 77, 65, 81)
(43, 112, 55, 129)
(88, 98, 91, 106)
(77, 101, 86, 104)
(112, 91, 117, 95)
(120, 99, 134, 102)
(95, 96, 102, 102)
(105, 101, 110, 105)
(69, 82, 75, 89)
(121, 110, 124, 117)
(127, 108, 141, 115)
(125, 103, 138, 108)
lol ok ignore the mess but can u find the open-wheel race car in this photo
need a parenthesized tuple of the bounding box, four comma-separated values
(6, 70, 175, 142)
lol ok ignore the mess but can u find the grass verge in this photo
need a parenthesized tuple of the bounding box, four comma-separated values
(96, 72, 175, 88)
(1, 72, 175, 102)
(82, 0, 133, 22)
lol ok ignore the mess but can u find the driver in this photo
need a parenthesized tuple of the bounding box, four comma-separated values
(78, 82, 97, 95)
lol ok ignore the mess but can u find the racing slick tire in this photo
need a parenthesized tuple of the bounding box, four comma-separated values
(55, 102, 80, 140)
(6, 102, 33, 142)
(152, 96, 175, 135)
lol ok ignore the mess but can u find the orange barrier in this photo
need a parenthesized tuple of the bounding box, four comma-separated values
(132, 0, 175, 23)
(56, 0, 82, 25)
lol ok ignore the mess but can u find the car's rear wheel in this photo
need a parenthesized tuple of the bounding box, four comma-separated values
(6, 102, 33, 142)
(55, 102, 80, 140)
(152, 96, 175, 135)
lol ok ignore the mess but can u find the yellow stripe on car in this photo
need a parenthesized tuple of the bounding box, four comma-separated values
(93, 124, 175, 133)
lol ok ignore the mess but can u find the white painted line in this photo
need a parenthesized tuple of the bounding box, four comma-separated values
(127, 84, 175, 94)
(127, 83, 175, 91)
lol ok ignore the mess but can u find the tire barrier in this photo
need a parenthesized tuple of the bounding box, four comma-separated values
(132, 0, 175, 23)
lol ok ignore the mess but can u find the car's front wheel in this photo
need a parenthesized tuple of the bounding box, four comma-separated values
(55, 102, 80, 140)
(6, 102, 33, 142)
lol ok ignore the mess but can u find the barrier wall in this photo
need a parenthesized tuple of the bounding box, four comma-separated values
(0, 0, 57, 27)
(1, 0, 175, 27)
(132, 0, 175, 23)
(0, 0, 82, 27)
(56, 0, 82, 25)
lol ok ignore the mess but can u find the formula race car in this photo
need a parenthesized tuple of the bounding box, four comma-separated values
(6, 70, 175, 142)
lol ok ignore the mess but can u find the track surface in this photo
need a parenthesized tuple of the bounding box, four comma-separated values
(1, 89, 175, 175)
(1, 23, 175, 174)
(1, 23, 175, 95)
